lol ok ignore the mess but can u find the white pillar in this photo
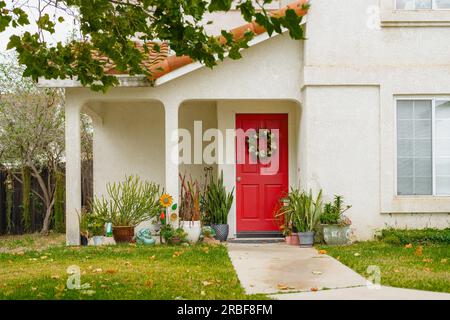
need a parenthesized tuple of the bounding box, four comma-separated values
(164, 100, 180, 215)
(65, 97, 82, 245)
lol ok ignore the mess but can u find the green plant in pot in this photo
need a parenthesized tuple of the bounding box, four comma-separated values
(203, 171, 234, 242)
(320, 195, 352, 245)
(93, 175, 161, 243)
(160, 224, 187, 245)
(287, 188, 323, 247)
(179, 174, 202, 243)
(274, 196, 299, 245)
(86, 213, 106, 246)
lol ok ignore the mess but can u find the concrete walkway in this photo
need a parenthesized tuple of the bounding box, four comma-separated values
(227, 243, 450, 300)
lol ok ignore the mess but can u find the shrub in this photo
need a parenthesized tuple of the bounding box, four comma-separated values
(203, 171, 234, 225)
(92, 175, 162, 227)
(379, 228, 450, 245)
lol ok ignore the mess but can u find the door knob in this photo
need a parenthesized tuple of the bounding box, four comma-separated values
(236, 177, 242, 182)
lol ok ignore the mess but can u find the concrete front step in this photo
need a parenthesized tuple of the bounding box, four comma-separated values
(228, 238, 285, 244)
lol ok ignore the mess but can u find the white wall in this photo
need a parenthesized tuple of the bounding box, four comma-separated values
(178, 101, 219, 185)
(302, 0, 450, 238)
(92, 101, 166, 197)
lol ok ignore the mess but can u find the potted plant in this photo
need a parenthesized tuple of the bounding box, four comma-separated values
(275, 197, 299, 245)
(160, 224, 187, 245)
(320, 195, 352, 245)
(86, 213, 105, 245)
(203, 171, 234, 242)
(92, 175, 161, 243)
(284, 188, 323, 247)
(78, 209, 89, 246)
(179, 174, 202, 243)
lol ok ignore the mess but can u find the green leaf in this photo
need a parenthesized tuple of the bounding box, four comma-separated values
(171, 203, 178, 211)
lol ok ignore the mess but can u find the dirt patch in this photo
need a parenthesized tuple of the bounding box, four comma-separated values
(0, 233, 65, 253)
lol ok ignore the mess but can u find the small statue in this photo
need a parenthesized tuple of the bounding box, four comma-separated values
(136, 228, 156, 245)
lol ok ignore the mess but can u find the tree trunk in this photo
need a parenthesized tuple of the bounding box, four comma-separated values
(53, 170, 65, 233)
(40, 197, 55, 235)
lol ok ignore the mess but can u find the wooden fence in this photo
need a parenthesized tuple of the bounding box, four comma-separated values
(0, 160, 93, 235)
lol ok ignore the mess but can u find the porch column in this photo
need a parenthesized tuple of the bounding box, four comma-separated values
(164, 99, 180, 214)
(65, 97, 82, 246)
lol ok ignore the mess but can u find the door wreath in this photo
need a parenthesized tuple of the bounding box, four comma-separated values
(247, 129, 278, 160)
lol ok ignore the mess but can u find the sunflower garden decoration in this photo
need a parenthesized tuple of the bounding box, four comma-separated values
(159, 193, 178, 243)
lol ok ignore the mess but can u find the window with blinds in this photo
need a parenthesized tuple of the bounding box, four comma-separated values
(396, 0, 450, 9)
(397, 99, 450, 196)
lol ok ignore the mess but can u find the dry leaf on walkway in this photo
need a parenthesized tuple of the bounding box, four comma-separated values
(312, 271, 323, 275)
(310, 287, 318, 292)
(318, 250, 327, 255)
(277, 284, 289, 290)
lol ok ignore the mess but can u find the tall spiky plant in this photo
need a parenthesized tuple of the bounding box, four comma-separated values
(204, 171, 234, 225)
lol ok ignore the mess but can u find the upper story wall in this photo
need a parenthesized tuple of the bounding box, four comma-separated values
(304, 0, 450, 68)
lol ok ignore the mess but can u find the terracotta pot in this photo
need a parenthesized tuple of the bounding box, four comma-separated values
(285, 234, 299, 245)
(112, 226, 135, 243)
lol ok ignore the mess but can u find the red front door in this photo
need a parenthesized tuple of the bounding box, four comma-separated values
(236, 114, 289, 232)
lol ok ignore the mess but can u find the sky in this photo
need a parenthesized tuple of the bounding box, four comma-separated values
(0, 0, 76, 52)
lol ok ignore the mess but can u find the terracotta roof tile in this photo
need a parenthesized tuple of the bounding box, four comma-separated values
(97, 0, 309, 81)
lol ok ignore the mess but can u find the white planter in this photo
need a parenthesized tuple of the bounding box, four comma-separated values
(181, 221, 201, 243)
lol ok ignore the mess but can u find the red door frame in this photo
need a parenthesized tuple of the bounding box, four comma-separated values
(235, 114, 289, 232)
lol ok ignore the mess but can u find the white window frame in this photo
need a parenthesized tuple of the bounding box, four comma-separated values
(395, 0, 450, 10)
(395, 97, 450, 197)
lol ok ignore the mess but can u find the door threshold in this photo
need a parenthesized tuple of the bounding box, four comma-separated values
(236, 231, 283, 239)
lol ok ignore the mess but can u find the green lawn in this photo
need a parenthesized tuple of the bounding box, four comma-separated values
(320, 241, 450, 293)
(0, 235, 264, 300)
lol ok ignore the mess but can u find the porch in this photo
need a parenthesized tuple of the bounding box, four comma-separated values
(62, 33, 304, 245)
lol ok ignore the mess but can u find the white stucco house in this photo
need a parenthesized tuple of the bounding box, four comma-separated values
(41, 0, 450, 245)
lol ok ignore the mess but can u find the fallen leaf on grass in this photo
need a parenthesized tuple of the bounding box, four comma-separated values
(318, 250, 327, 255)
(394, 269, 400, 273)
(149, 255, 156, 260)
(404, 243, 413, 249)
(353, 253, 360, 257)
(441, 259, 447, 264)
(423, 268, 431, 272)
(202, 281, 212, 287)
(40, 256, 48, 260)
(51, 275, 60, 280)
(422, 258, 433, 263)
(145, 280, 154, 288)
(92, 268, 103, 273)
(31, 287, 37, 291)
(201, 290, 206, 296)
(172, 251, 183, 258)
(105, 269, 118, 274)
(415, 246, 423, 256)
(124, 261, 132, 266)
(16, 251, 25, 256)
